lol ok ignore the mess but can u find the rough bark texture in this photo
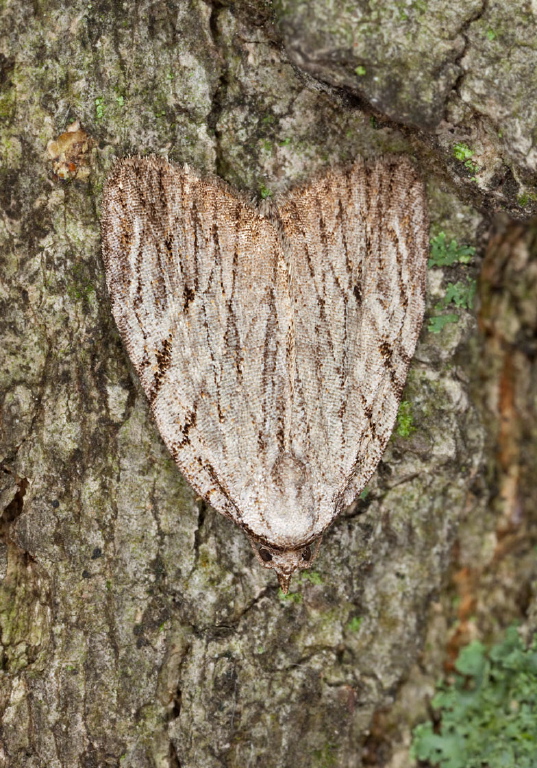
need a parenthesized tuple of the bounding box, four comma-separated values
(0, 1, 536, 767)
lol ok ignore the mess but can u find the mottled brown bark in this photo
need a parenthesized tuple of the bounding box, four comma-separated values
(1, 1, 536, 767)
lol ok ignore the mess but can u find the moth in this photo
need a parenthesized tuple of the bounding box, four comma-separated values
(101, 156, 428, 592)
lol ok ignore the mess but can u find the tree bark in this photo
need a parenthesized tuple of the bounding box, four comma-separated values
(1, 1, 536, 767)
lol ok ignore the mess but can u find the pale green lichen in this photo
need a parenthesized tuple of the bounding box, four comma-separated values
(427, 231, 476, 332)
(440, 280, 476, 310)
(312, 742, 338, 768)
(278, 588, 303, 603)
(453, 142, 474, 162)
(300, 570, 323, 585)
(412, 626, 537, 768)
(395, 400, 416, 437)
(453, 143, 479, 176)
(94, 96, 105, 121)
(428, 276, 476, 334)
(517, 192, 537, 207)
(429, 233, 475, 268)
(427, 313, 459, 333)
(347, 616, 363, 632)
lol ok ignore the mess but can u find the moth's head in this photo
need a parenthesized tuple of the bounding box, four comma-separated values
(248, 536, 322, 593)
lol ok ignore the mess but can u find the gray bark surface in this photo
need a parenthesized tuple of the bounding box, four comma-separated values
(0, 1, 536, 767)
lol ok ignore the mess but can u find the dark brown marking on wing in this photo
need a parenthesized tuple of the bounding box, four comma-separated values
(257, 428, 267, 455)
(379, 340, 393, 360)
(230, 201, 242, 303)
(204, 461, 234, 505)
(189, 196, 203, 294)
(379, 339, 400, 390)
(261, 288, 278, 433)
(362, 164, 374, 271)
(152, 246, 170, 315)
(116, 185, 134, 260)
(383, 339, 409, 395)
(132, 239, 149, 342)
(183, 286, 195, 311)
(210, 196, 223, 274)
(170, 406, 197, 450)
(224, 309, 243, 382)
(336, 177, 353, 276)
(135, 344, 153, 386)
(150, 333, 173, 402)
(163, 233, 173, 261)
(329, 195, 352, 388)
(311, 191, 338, 359)
(316, 185, 330, 258)
(284, 199, 316, 280)
(199, 296, 225, 424)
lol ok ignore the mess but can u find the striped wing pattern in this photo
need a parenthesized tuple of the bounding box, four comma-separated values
(101, 157, 428, 551)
